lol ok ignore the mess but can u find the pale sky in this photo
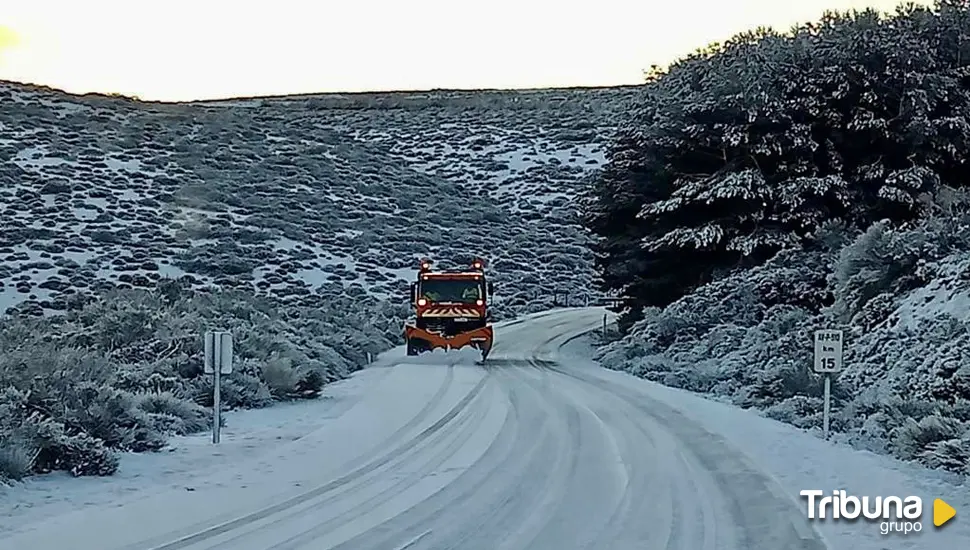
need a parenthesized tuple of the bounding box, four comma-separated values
(0, 0, 928, 102)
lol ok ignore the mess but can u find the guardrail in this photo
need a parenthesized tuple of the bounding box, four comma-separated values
(548, 291, 629, 310)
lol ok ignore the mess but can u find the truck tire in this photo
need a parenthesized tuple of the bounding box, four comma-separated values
(406, 341, 418, 356)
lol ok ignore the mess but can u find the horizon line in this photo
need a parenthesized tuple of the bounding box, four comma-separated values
(0, 78, 646, 106)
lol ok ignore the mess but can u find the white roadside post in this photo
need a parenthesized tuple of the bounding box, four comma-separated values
(813, 329, 844, 440)
(204, 331, 233, 444)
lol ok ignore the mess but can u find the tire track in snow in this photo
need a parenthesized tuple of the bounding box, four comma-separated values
(321, 366, 535, 550)
(312, 309, 824, 550)
(260, 375, 499, 549)
(522, 309, 740, 548)
(429, 365, 581, 550)
(512, 358, 650, 550)
(532, 360, 687, 549)
(141, 363, 487, 550)
(539, 360, 735, 548)
(486, 364, 584, 550)
(539, 361, 828, 550)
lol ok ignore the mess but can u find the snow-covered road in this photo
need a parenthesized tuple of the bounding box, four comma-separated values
(2, 308, 965, 550)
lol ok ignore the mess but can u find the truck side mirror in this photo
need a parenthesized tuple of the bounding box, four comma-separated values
(410, 282, 416, 303)
(488, 282, 494, 294)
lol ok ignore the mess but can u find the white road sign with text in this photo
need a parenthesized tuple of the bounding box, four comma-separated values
(813, 329, 844, 373)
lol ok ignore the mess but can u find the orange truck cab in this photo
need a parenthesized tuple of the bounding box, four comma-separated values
(404, 258, 494, 361)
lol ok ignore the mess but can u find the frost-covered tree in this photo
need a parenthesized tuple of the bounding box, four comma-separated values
(584, 1, 970, 327)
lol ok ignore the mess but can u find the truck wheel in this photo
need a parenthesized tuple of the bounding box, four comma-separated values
(406, 341, 418, 356)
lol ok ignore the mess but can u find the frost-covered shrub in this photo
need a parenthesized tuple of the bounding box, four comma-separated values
(60, 384, 169, 453)
(0, 282, 395, 481)
(261, 356, 306, 399)
(135, 392, 210, 434)
(174, 243, 258, 276)
(600, 208, 970, 475)
(596, 246, 832, 393)
(890, 415, 967, 461)
(764, 396, 825, 430)
(0, 438, 38, 482)
(0, 392, 119, 479)
(919, 437, 970, 474)
(662, 365, 716, 393)
(830, 221, 901, 321)
(24, 413, 119, 477)
(827, 215, 970, 324)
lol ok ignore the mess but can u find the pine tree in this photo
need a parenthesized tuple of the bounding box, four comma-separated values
(584, 0, 970, 329)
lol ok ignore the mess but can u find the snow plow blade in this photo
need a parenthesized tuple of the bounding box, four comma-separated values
(405, 324, 493, 361)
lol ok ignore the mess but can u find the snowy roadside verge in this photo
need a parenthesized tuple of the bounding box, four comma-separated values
(561, 335, 968, 550)
(0, 366, 390, 537)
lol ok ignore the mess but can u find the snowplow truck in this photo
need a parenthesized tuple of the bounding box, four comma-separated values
(404, 258, 494, 361)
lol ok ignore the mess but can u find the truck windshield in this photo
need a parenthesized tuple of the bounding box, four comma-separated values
(420, 279, 483, 304)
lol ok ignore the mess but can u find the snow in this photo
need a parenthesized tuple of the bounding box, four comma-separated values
(156, 261, 190, 279)
(558, 336, 969, 550)
(0, 372, 378, 528)
(13, 145, 78, 168)
(36, 98, 87, 117)
(893, 255, 970, 330)
(104, 157, 147, 173)
(1, 308, 963, 550)
(378, 265, 415, 282)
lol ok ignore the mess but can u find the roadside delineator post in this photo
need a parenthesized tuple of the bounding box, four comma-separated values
(204, 331, 233, 444)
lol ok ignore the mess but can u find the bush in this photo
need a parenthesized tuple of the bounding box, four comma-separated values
(599, 211, 970, 475)
(890, 415, 967, 461)
(919, 437, 970, 474)
(0, 282, 394, 481)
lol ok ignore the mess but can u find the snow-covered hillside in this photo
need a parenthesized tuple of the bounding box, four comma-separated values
(0, 81, 637, 482)
(0, 83, 634, 318)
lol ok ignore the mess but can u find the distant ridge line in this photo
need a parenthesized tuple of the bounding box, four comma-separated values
(0, 78, 643, 106)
